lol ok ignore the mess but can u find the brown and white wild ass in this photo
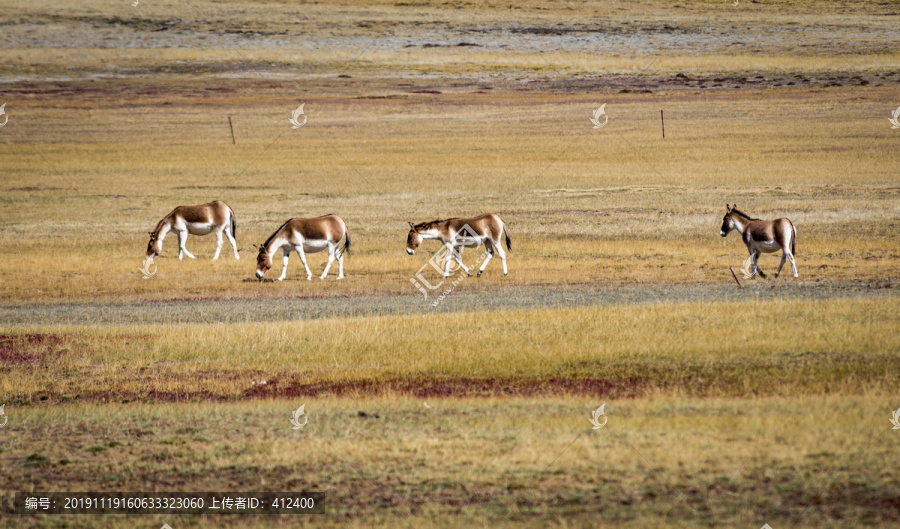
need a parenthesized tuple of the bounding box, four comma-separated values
(255, 214, 350, 281)
(406, 214, 511, 277)
(720, 204, 797, 279)
(147, 201, 239, 261)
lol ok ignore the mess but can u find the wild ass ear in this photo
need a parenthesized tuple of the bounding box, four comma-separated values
(725, 204, 731, 212)
(408, 221, 415, 229)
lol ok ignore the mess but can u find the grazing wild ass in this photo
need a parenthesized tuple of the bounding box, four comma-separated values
(147, 201, 238, 261)
(720, 204, 797, 279)
(255, 214, 350, 281)
(406, 214, 511, 277)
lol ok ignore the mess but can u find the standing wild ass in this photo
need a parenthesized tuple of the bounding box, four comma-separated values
(720, 204, 797, 279)
(255, 214, 350, 281)
(147, 200, 238, 261)
(406, 214, 511, 277)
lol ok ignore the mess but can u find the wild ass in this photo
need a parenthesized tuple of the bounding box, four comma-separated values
(255, 214, 350, 281)
(720, 204, 797, 279)
(147, 201, 238, 261)
(406, 214, 511, 277)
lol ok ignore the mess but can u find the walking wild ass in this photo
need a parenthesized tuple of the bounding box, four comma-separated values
(255, 214, 350, 281)
(720, 204, 797, 279)
(406, 214, 511, 277)
(147, 201, 238, 261)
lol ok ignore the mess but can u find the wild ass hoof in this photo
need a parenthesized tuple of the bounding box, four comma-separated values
(337, 275, 344, 280)
(477, 271, 483, 277)
(502, 273, 507, 277)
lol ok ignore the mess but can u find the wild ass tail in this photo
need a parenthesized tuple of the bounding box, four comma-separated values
(230, 206, 237, 239)
(340, 225, 351, 257)
(791, 223, 796, 255)
(503, 221, 511, 251)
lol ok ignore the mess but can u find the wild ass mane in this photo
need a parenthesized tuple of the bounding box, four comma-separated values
(414, 218, 459, 231)
(729, 207, 760, 221)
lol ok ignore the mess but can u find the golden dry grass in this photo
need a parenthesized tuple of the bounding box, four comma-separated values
(4, 395, 899, 528)
(1, 83, 898, 302)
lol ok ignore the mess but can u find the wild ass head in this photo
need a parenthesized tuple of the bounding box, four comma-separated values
(254, 244, 272, 279)
(406, 222, 423, 255)
(146, 231, 161, 259)
(720, 204, 736, 237)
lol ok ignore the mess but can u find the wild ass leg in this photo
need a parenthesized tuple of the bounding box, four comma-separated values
(478, 240, 494, 277)
(443, 243, 454, 278)
(178, 230, 196, 260)
(213, 229, 224, 261)
(277, 249, 290, 281)
(296, 246, 313, 281)
(452, 246, 472, 277)
(225, 226, 239, 260)
(336, 244, 345, 279)
(320, 242, 336, 280)
(751, 251, 766, 278)
(495, 239, 508, 276)
(787, 251, 798, 278)
(775, 251, 787, 278)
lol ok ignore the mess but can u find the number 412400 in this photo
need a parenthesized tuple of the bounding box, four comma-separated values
(272, 497, 315, 509)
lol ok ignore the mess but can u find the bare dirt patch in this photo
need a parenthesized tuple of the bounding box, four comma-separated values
(0, 334, 69, 364)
